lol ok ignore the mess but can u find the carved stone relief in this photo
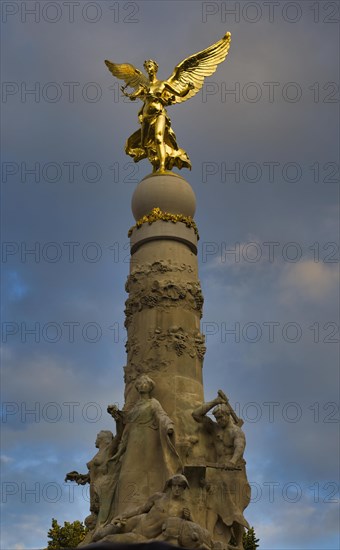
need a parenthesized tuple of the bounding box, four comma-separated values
(126, 260, 195, 292)
(125, 280, 204, 328)
(125, 327, 206, 363)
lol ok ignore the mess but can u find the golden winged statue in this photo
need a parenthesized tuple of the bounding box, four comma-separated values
(105, 32, 231, 172)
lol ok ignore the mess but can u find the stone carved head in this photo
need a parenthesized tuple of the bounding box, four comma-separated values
(212, 404, 232, 427)
(95, 430, 114, 448)
(164, 474, 190, 491)
(135, 374, 155, 394)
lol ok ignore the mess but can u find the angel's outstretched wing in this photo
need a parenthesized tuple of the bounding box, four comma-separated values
(104, 61, 149, 90)
(166, 32, 231, 104)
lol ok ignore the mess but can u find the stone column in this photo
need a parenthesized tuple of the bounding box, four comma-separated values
(124, 172, 207, 464)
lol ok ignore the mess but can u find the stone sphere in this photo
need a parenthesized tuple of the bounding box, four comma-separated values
(131, 172, 196, 221)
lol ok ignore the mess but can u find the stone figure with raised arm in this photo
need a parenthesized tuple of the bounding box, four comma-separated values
(105, 33, 231, 172)
(65, 430, 119, 544)
(192, 391, 251, 550)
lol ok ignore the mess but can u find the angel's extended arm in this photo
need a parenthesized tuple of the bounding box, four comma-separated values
(123, 85, 147, 101)
(164, 81, 193, 98)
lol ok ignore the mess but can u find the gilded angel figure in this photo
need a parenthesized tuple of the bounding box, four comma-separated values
(105, 32, 231, 172)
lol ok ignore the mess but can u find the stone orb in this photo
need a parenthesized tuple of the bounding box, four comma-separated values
(131, 172, 196, 221)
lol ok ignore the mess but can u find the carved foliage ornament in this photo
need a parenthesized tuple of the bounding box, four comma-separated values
(124, 280, 204, 327)
(128, 207, 199, 238)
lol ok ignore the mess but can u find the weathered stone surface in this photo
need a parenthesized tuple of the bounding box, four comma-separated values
(130, 220, 198, 255)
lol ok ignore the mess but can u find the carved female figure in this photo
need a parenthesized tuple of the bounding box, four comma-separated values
(65, 429, 118, 543)
(105, 32, 231, 172)
(112, 375, 182, 515)
(121, 59, 193, 172)
(85, 430, 118, 526)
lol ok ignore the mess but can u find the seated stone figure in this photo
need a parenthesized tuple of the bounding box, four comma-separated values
(93, 474, 213, 549)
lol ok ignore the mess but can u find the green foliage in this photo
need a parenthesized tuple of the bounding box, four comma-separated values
(243, 526, 260, 550)
(46, 518, 88, 549)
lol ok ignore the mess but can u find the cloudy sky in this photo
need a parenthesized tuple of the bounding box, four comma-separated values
(1, 1, 339, 549)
